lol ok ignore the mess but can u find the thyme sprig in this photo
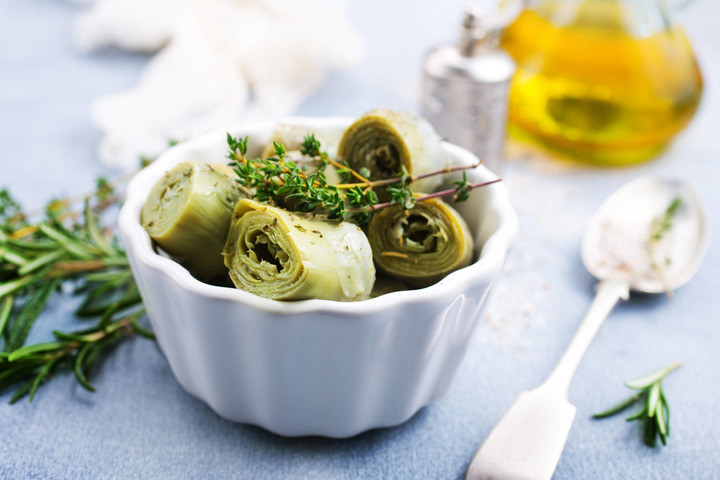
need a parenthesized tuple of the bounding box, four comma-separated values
(227, 133, 498, 223)
(593, 363, 681, 447)
(648, 196, 683, 298)
(0, 180, 153, 403)
(650, 196, 683, 244)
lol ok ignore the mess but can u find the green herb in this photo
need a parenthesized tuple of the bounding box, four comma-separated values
(0, 178, 153, 403)
(650, 196, 683, 243)
(0, 189, 23, 225)
(451, 171, 472, 203)
(593, 362, 681, 447)
(648, 196, 683, 297)
(387, 166, 416, 210)
(299, 133, 322, 158)
(227, 133, 500, 223)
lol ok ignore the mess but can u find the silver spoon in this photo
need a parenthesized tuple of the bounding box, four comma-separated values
(465, 177, 707, 480)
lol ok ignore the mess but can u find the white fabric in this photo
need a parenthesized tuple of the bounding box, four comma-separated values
(74, 0, 364, 170)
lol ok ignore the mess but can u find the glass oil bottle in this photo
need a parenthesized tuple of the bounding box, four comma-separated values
(500, 0, 703, 165)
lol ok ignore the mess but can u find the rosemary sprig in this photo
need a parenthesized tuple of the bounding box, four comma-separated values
(0, 179, 153, 403)
(593, 362, 681, 447)
(227, 133, 496, 223)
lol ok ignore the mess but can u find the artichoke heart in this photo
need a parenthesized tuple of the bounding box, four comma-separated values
(141, 161, 248, 280)
(367, 198, 473, 287)
(223, 199, 375, 301)
(338, 109, 448, 197)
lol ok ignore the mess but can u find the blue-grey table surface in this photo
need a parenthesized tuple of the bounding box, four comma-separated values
(2, 1, 719, 479)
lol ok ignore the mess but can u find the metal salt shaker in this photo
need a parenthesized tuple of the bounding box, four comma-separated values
(421, 6, 515, 174)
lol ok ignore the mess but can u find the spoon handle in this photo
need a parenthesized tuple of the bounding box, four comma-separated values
(544, 279, 630, 394)
(464, 280, 630, 480)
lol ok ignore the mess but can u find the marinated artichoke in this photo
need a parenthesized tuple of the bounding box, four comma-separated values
(141, 162, 248, 280)
(367, 198, 473, 287)
(223, 199, 375, 301)
(337, 109, 447, 197)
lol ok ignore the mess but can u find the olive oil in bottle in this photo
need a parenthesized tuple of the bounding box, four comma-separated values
(500, 0, 703, 165)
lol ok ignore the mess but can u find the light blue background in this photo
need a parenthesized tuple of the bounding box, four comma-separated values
(1, 0, 719, 478)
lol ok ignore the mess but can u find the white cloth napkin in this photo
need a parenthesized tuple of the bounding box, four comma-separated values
(73, 0, 364, 170)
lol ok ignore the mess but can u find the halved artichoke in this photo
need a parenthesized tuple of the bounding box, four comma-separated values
(141, 161, 248, 280)
(337, 109, 447, 197)
(367, 198, 473, 287)
(223, 199, 375, 301)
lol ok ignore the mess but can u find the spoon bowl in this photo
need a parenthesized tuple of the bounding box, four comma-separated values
(583, 177, 707, 293)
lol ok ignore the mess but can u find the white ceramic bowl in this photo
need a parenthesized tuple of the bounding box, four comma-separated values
(118, 117, 518, 438)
